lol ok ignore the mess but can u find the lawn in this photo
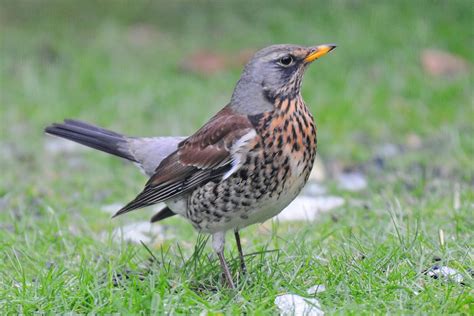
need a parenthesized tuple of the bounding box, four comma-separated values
(0, 0, 472, 314)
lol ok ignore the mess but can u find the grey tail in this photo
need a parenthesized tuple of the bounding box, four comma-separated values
(150, 206, 176, 223)
(44, 119, 137, 162)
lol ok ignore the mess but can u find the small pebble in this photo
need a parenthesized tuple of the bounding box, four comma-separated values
(374, 143, 400, 159)
(406, 133, 422, 150)
(307, 284, 326, 294)
(337, 171, 367, 191)
(421, 49, 470, 77)
(302, 182, 327, 196)
(276, 196, 345, 222)
(275, 294, 324, 316)
(110, 221, 168, 244)
(309, 157, 327, 182)
(425, 265, 464, 283)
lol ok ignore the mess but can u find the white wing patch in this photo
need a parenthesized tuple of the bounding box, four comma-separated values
(222, 129, 257, 181)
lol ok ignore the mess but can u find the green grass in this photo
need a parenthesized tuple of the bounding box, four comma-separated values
(0, 0, 473, 314)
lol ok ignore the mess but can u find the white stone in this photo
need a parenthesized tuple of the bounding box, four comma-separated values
(275, 196, 344, 222)
(426, 266, 464, 283)
(374, 143, 400, 158)
(307, 284, 326, 294)
(337, 172, 367, 191)
(302, 182, 327, 196)
(111, 221, 167, 244)
(309, 156, 326, 182)
(275, 294, 324, 316)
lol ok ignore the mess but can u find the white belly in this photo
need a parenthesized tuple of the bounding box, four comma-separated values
(212, 173, 307, 233)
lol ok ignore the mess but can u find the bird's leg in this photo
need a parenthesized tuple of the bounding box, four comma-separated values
(217, 251, 235, 289)
(212, 232, 235, 289)
(234, 229, 247, 275)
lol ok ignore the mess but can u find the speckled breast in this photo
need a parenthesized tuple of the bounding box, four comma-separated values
(188, 96, 317, 233)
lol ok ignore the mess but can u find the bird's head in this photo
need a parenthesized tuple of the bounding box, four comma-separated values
(231, 44, 336, 115)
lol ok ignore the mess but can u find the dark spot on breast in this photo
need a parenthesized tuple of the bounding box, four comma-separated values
(301, 112, 308, 127)
(292, 142, 301, 152)
(296, 116, 304, 133)
(277, 134, 283, 147)
(291, 124, 298, 140)
(239, 169, 248, 181)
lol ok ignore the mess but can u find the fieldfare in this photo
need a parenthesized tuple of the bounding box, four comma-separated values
(45, 43, 336, 288)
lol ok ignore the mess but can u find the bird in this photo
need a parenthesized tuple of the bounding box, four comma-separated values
(45, 43, 336, 288)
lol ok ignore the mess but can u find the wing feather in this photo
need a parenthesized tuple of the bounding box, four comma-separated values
(113, 106, 258, 217)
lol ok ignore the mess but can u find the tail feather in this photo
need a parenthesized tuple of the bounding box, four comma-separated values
(62, 119, 124, 137)
(45, 120, 137, 162)
(150, 206, 176, 223)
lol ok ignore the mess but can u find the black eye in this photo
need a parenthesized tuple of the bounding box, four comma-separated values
(278, 55, 294, 66)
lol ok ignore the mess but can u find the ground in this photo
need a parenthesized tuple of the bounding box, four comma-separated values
(0, 1, 472, 314)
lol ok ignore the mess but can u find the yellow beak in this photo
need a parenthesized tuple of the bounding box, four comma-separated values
(304, 44, 337, 63)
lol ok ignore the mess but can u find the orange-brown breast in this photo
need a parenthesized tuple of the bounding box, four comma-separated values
(256, 95, 317, 189)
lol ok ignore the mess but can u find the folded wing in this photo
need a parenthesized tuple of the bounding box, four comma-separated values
(113, 106, 258, 217)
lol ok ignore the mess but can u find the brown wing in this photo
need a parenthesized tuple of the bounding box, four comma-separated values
(113, 106, 258, 217)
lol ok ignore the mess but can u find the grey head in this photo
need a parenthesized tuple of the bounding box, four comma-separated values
(230, 43, 336, 115)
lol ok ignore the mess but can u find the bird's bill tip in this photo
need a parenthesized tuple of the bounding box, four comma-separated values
(304, 44, 337, 63)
